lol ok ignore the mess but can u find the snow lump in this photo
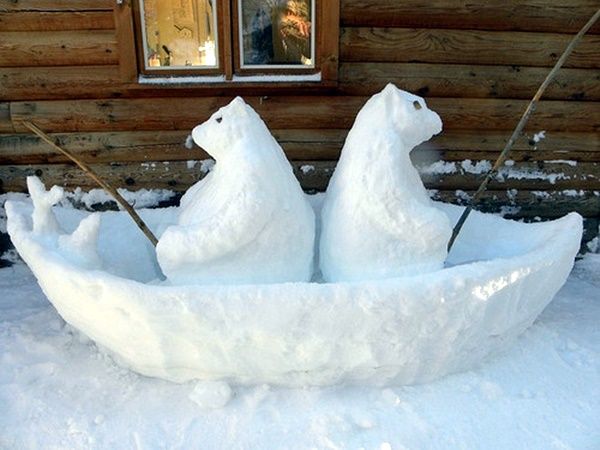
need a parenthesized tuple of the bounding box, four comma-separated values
(156, 97, 315, 285)
(27, 176, 102, 270)
(320, 84, 452, 282)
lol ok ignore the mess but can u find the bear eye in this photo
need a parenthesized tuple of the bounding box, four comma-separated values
(413, 101, 422, 110)
(215, 116, 223, 123)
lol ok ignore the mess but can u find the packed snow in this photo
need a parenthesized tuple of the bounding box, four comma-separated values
(0, 255, 598, 449)
(495, 167, 568, 185)
(320, 84, 452, 282)
(417, 159, 577, 186)
(300, 164, 315, 174)
(199, 158, 216, 173)
(419, 159, 494, 176)
(5, 177, 582, 386)
(156, 97, 315, 285)
(546, 159, 578, 167)
(64, 187, 176, 210)
(419, 160, 457, 175)
(533, 130, 546, 143)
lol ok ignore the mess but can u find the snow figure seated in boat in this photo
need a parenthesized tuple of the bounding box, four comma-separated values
(5, 85, 582, 387)
(156, 97, 315, 286)
(320, 84, 452, 282)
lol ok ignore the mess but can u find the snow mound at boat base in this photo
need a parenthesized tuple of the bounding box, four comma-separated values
(5, 193, 582, 386)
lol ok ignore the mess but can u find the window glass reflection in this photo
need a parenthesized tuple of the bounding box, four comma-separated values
(141, 0, 218, 69)
(240, 0, 313, 66)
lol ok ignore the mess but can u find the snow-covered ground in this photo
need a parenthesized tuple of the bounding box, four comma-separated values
(1, 255, 598, 449)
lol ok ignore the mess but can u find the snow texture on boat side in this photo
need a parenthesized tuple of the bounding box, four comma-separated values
(320, 84, 452, 283)
(5, 194, 582, 387)
(156, 97, 315, 285)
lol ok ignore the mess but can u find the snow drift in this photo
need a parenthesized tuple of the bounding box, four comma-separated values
(5, 194, 582, 386)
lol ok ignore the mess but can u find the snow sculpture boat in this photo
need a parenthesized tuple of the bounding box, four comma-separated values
(5, 195, 582, 387)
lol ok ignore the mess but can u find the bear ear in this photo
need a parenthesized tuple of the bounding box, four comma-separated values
(229, 96, 249, 114)
(382, 83, 397, 95)
(214, 96, 254, 124)
(378, 84, 400, 117)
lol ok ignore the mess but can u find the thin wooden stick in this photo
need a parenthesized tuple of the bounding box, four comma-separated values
(447, 8, 600, 253)
(21, 121, 159, 247)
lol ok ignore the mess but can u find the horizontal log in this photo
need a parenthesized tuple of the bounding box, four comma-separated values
(0, 66, 340, 102)
(1, 130, 598, 165)
(0, 11, 114, 31)
(0, 31, 117, 67)
(6, 96, 360, 132)
(0, 162, 210, 192)
(424, 130, 600, 154)
(0, 65, 123, 101)
(2, 161, 599, 194)
(422, 160, 600, 191)
(289, 160, 600, 191)
(432, 190, 600, 219)
(0, 129, 345, 163)
(340, 28, 600, 69)
(4, 63, 596, 103)
(9, 97, 599, 133)
(0, 0, 113, 12)
(340, 0, 600, 34)
(339, 63, 600, 101)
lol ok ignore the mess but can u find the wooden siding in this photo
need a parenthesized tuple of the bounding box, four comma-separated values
(0, 0, 599, 249)
(6, 97, 598, 133)
(341, 0, 600, 34)
(2, 130, 597, 164)
(0, 0, 114, 11)
(340, 28, 600, 68)
(0, 31, 118, 67)
(0, 11, 114, 31)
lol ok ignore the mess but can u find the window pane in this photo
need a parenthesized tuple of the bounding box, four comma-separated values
(239, 0, 314, 67)
(141, 0, 218, 69)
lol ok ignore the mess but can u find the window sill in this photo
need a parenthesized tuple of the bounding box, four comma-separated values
(138, 72, 323, 85)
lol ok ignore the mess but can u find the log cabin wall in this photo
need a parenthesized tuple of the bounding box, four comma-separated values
(0, 0, 599, 247)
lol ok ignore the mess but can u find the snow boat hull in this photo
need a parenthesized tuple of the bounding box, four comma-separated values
(6, 199, 582, 386)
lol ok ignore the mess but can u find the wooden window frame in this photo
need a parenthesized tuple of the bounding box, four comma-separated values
(114, 0, 339, 86)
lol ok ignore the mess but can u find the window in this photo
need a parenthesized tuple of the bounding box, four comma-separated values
(236, 0, 314, 68)
(126, 0, 339, 83)
(138, 0, 219, 71)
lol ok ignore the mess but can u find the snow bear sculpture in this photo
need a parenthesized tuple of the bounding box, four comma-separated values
(320, 84, 452, 282)
(156, 97, 315, 285)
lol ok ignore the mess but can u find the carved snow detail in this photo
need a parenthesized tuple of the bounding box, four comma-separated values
(27, 176, 64, 235)
(27, 176, 102, 269)
(58, 213, 103, 270)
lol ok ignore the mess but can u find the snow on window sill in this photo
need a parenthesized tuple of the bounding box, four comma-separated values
(138, 72, 322, 85)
